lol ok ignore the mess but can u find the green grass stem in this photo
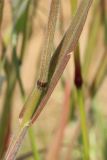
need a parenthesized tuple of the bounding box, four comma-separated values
(77, 89, 89, 160)
(28, 127, 40, 160)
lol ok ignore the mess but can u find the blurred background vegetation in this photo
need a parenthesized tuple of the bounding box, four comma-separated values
(0, 0, 107, 159)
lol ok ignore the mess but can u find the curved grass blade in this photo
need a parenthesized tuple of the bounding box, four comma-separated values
(37, 0, 60, 87)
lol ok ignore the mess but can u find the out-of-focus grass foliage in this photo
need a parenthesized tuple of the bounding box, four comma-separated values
(0, 0, 107, 160)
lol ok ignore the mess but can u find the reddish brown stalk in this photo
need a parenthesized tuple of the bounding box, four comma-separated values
(46, 81, 71, 160)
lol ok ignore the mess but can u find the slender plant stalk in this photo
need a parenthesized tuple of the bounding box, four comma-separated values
(71, 1, 89, 159)
(77, 89, 89, 160)
(64, 1, 107, 155)
(19, 0, 31, 63)
(38, 0, 60, 85)
(28, 127, 40, 160)
(74, 46, 89, 159)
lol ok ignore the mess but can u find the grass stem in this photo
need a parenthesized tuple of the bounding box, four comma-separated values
(77, 89, 89, 160)
(28, 127, 40, 160)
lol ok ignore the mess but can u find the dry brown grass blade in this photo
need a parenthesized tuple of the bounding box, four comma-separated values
(46, 82, 71, 160)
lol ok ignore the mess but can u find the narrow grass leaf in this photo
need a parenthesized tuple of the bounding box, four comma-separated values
(38, 0, 60, 86)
